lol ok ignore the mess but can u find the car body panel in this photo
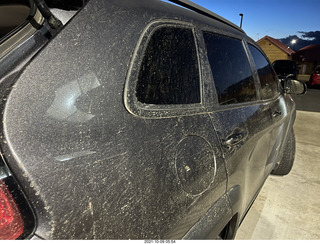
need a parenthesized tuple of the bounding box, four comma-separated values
(209, 103, 272, 218)
(0, 0, 298, 240)
(2, 0, 229, 239)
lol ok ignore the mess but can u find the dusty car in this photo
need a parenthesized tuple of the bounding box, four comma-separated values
(0, 0, 306, 240)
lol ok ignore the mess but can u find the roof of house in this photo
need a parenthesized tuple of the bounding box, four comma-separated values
(295, 44, 320, 62)
(257, 35, 295, 56)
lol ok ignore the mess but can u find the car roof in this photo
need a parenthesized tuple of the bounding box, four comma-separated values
(167, 0, 244, 33)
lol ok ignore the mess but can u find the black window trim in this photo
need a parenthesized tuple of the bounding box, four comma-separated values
(242, 39, 262, 101)
(124, 20, 209, 119)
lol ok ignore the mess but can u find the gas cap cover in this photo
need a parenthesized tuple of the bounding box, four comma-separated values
(175, 136, 216, 195)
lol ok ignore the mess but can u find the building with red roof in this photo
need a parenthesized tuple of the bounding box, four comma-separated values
(257, 35, 295, 63)
(293, 44, 320, 74)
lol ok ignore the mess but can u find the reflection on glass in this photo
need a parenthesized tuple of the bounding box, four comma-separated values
(203, 32, 256, 105)
(46, 72, 100, 122)
(248, 44, 279, 99)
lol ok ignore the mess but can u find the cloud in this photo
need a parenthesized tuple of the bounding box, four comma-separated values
(298, 31, 320, 41)
(279, 31, 320, 51)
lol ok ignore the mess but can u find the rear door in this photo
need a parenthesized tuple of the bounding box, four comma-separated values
(200, 31, 275, 218)
(247, 44, 292, 173)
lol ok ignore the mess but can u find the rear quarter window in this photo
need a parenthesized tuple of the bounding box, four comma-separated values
(124, 21, 206, 118)
(136, 26, 200, 105)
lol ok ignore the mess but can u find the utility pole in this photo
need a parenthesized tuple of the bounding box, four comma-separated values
(239, 13, 243, 29)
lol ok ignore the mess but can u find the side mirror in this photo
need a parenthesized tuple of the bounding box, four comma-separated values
(284, 79, 307, 95)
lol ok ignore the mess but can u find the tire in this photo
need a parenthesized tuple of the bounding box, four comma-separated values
(271, 128, 296, 176)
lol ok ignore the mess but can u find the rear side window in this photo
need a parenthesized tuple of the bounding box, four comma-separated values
(248, 45, 279, 99)
(203, 32, 256, 105)
(136, 27, 200, 105)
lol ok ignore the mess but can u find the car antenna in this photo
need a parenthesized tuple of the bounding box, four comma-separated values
(168, 0, 244, 33)
(239, 13, 243, 28)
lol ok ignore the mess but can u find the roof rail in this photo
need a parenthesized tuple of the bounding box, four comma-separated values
(168, 0, 244, 33)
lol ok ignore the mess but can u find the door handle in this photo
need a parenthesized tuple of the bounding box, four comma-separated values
(272, 110, 282, 118)
(225, 130, 247, 146)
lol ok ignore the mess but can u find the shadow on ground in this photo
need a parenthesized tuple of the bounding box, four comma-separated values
(291, 88, 320, 112)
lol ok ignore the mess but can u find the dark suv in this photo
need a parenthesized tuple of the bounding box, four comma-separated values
(272, 60, 299, 80)
(0, 0, 306, 240)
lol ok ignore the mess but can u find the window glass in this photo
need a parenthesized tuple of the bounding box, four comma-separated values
(203, 32, 256, 105)
(136, 27, 200, 105)
(248, 44, 279, 99)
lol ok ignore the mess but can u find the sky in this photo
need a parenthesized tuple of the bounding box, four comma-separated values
(182, 0, 320, 41)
